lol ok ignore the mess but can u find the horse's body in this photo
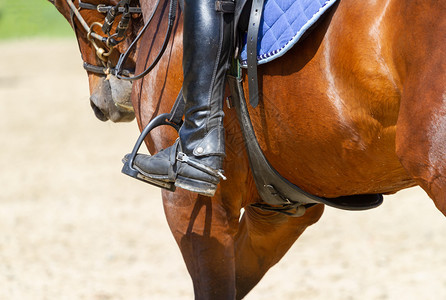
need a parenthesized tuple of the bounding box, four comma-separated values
(134, 0, 446, 297)
(52, 0, 446, 298)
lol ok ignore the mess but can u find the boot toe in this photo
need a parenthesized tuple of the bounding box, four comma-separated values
(130, 141, 224, 196)
(133, 148, 173, 180)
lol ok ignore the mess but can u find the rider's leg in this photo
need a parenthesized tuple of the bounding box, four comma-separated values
(133, 0, 234, 196)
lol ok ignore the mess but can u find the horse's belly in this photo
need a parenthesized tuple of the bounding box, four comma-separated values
(255, 114, 416, 197)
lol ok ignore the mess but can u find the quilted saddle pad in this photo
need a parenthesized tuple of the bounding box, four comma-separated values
(239, 0, 338, 67)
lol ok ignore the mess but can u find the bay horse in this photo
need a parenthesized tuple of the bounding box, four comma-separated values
(53, 0, 446, 298)
(133, 0, 446, 298)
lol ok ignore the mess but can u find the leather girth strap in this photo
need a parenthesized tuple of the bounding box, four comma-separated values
(246, 0, 265, 108)
(227, 75, 384, 216)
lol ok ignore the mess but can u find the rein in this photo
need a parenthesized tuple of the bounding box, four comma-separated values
(66, 0, 177, 81)
(115, 0, 177, 81)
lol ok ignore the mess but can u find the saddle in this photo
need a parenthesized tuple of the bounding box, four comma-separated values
(122, 0, 383, 216)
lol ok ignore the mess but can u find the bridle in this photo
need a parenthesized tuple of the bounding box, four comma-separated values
(66, 0, 142, 76)
(66, 0, 178, 81)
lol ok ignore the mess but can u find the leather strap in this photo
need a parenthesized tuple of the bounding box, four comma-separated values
(115, 0, 178, 81)
(227, 75, 384, 214)
(79, 0, 142, 14)
(246, 0, 265, 108)
(83, 62, 133, 77)
(168, 88, 185, 125)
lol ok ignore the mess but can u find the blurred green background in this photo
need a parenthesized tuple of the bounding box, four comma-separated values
(0, 0, 73, 39)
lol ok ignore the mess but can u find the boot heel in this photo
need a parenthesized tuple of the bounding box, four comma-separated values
(175, 176, 218, 197)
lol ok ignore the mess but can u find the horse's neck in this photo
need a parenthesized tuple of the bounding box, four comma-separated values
(134, 0, 183, 126)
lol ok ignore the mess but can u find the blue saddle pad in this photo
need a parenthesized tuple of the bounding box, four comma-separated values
(239, 0, 338, 67)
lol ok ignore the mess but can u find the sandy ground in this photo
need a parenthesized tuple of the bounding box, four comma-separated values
(0, 39, 445, 300)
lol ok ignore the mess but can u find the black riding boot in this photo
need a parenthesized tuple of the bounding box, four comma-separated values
(132, 0, 233, 196)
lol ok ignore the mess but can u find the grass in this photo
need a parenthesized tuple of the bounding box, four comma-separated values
(0, 0, 73, 39)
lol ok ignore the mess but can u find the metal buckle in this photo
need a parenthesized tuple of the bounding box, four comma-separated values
(96, 4, 108, 13)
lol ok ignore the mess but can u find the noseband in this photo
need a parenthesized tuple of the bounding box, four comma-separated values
(66, 0, 177, 81)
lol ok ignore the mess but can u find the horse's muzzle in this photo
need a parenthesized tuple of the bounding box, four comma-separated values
(88, 76, 135, 123)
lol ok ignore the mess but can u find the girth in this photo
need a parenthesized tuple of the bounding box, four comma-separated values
(227, 74, 383, 216)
